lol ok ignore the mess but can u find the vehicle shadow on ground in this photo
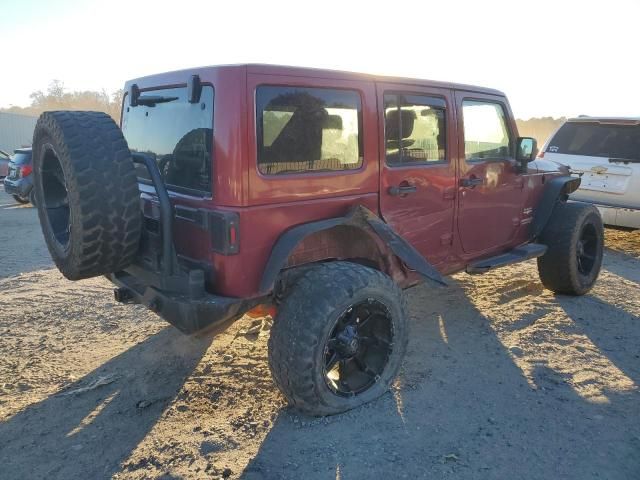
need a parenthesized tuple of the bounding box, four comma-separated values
(558, 294, 640, 387)
(0, 327, 212, 479)
(241, 282, 640, 480)
(603, 247, 640, 283)
(0, 190, 34, 210)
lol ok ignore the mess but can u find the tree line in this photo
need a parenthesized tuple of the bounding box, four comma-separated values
(1, 80, 566, 144)
(1, 80, 123, 122)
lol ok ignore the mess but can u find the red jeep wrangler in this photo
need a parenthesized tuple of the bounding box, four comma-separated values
(31, 65, 603, 415)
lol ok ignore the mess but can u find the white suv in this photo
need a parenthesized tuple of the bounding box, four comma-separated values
(540, 117, 640, 229)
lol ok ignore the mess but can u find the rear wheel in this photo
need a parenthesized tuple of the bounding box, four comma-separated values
(268, 262, 409, 416)
(12, 194, 29, 204)
(537, 202, 604, 295)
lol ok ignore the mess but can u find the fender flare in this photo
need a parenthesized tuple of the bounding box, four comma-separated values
(259, 205, 446, 294)
(530, 175, 582, 239)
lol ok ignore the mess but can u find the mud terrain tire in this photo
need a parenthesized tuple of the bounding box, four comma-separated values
(537, 202, 603, 295)
(268, 262, 409, 416)
(32, 111, 141, 280)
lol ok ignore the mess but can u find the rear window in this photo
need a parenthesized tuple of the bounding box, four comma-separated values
(548, 122, 640, 161)
(122, 85, 214, 195)
(256, 86, 363, 175)
(11, 151, 32, 165)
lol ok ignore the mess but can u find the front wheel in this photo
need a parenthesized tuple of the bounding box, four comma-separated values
(537, 202, 604, 295)
(268, 262, 409, 416)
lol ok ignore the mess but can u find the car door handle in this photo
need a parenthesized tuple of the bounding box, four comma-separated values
(459, 177, 483, 188)
(388, 185, 417, 196)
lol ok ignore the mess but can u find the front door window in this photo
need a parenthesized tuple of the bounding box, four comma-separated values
(462, 100, 511, 161)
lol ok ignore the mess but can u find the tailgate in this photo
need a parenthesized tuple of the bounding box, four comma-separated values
(546, 153, 634, 195)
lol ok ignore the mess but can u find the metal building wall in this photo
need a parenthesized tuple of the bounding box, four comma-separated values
(0, 112, 37, 152)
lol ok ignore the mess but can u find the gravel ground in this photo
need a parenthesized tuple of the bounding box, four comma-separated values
(0, 186, 638, 480)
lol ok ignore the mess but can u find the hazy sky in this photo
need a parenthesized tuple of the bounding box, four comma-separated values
(1, 0, 638, 119)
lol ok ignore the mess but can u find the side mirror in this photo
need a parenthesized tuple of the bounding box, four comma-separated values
(516, 137, 537, 171)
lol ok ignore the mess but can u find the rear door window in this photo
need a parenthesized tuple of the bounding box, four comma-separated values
(122, 85, 214, 195)
(256, 86, 363, 175)
(548, 122, 640, 161)
(384, 93, 447, 165)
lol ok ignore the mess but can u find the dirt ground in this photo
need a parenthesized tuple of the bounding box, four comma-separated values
(0, 185, 638, 480)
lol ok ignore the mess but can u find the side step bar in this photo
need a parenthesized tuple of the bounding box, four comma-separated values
(466, 243, 547, 274)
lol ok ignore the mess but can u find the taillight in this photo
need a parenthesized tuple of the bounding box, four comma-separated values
(209, 210, 240, 255)
(20, 165, 33, 177)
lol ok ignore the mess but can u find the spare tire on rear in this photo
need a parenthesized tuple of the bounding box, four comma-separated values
(32, 111, 142, 280)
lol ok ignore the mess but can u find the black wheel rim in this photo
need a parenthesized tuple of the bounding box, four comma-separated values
(576, 223, 598, 275)
(323, 298, 394, 397)
(41, 145, 71, 249)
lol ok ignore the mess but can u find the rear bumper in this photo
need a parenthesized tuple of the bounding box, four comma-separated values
(3, 176, 32, 198)
(594, 204, 640, 229)
(108, 269, 261, 335)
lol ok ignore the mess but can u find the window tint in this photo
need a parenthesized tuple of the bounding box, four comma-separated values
(122, 85, 214, 194)
(257, 86, 362, 175)
(462, 101, 511, 160)
(384, 94, 446, 165)
(547, 122, 640, 161)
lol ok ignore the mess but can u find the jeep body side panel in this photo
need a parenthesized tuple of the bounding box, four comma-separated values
(376, 82, 458, 268)
(209, 194, 380, 297)
(121, 64, 564, 301)
(452, 91, 530, 256)
(259, 206, 446, 294)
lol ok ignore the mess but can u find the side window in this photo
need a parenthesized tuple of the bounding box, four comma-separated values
(462, 100, 511, 161)
(384, 93, 446, 166)
(256, 86, 363, 175)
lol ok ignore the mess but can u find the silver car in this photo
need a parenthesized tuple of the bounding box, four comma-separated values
(539, 117, 640, 229)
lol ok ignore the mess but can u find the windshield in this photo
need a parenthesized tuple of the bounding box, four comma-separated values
(122, 85, 214, 195)
(11, 151, 32, 165)
(547, 122, 640, 161)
